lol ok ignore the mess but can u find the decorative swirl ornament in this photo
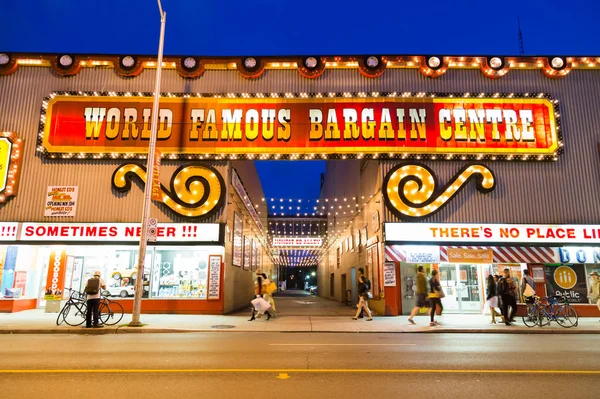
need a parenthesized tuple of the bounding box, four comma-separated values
(112, 163, 225, 219)
(383, 163, 496, 219)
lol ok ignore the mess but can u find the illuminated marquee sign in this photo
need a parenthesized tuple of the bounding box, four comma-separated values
(385, 223, 600, 244)
(272, 237, 323, 247)
(0, 132, 23, 203)
(383, 163, 496, 219)
(39, 92, 560, 160)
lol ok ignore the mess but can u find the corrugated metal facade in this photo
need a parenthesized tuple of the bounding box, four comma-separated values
(1, 66, 599, 224)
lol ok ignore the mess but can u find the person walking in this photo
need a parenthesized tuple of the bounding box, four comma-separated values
(356, 268, 367, 318)
(352, 275, 373, 321)
(408, 266, 428, 324)
(428, 269, 443, 327)
(521, 269, 536, 316)
(261, 273, 277, 317)
(84, 271, 106, 329)
(498, 268, 518, 326)
(249, 271, 272, 321)
(486, 275, 502, 324)
(588, 271, 600, 321)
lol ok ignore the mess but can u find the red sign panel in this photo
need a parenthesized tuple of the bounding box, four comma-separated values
(41, 93, 560, 159)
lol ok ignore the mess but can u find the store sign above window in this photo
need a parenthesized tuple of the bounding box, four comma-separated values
(39, 92, 561, 160)
(9, 222, 222, 242)
(0, 132, 23, 204)
(385, 223, 600, 245)
(272, 237, 323, 247)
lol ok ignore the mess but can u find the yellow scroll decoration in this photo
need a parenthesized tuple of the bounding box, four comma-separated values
(112, 163, 224, 218)
(385, 164, 495, 218)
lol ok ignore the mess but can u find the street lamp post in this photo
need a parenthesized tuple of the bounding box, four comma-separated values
(129, 0, 166, 326)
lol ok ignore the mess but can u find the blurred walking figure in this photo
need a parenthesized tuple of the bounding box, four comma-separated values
(521, 269, 536, 316)
(588, 271, 600, 321)
(428, 269, 444, 327)
(498, 268, 518, 326)
(249, 271, 272, 321)
(486, 275, 502, 324)
(261, 273, 277, 317)
(352, 275, 373, 321)
(408, 266, 428, 325)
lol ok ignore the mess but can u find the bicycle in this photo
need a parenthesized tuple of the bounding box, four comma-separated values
(523, 295, 579, 328)
(539, 296, 578, 328)
(99, 295, 124, 325)
(57, 288, 125, 326)
(56, 288, 88, 326)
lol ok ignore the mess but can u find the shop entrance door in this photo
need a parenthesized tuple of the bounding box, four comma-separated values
(439, 264, 482, 313)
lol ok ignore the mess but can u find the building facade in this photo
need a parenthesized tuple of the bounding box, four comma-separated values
(1, 53, 600, 316)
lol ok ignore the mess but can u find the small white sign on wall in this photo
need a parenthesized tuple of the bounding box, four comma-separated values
(45, 186, 78, 217)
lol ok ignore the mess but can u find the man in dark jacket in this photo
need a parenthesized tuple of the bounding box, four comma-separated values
(498, 268, 518, 326)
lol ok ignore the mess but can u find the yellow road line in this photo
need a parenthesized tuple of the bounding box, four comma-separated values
(0, 369, 598, 374)
(269, 344, 416, 346)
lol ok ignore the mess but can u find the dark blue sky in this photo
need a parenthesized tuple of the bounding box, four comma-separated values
(2, 0, 598, 201)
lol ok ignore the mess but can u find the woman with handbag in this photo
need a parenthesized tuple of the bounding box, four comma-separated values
(249, 272, 272, 321)
(352, 275, 373, 321)
(428, 269, 444, 327)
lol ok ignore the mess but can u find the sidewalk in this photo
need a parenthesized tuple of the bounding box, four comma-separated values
(1, 309, 599, 334)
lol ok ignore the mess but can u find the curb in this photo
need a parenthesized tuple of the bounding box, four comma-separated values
(1, 327, 599, 335)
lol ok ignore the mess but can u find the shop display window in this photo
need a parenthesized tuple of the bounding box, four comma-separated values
(0, 245, 44, 300)
(1, 244, 224, 305)
(152, 248, 210, 299)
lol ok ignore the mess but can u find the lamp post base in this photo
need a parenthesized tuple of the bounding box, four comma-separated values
(128, 321, 145, 327)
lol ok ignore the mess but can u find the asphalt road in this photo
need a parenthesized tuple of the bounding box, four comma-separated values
(1, 333, 598, 399)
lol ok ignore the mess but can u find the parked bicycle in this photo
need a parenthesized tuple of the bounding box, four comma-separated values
(522, 295, 578, 328)
(56, 288, 125, 326)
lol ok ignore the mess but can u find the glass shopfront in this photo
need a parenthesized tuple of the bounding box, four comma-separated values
(0, 244, 224, 307)
(400, 261, 529, 314)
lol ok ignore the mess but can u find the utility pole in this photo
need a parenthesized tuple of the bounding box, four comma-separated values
(129, 0, 166, 326)
(518, 16, 525, 56)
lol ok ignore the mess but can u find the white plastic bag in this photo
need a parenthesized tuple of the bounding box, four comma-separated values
(251, 297, 272, 313)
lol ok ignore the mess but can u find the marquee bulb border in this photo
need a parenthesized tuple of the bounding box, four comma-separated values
(37, 91, 563, 162)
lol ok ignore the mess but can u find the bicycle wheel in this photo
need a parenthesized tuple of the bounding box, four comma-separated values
(522, 306, 540, 327)
(63, 302, 87, 326)
(555, 305, 578, 328)
(537, 306, 551, 327)
(99, 301, 124, 325)
(56, 303, 69, 326)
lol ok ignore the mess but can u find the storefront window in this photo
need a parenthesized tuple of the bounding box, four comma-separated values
(0, 244, 224, 305)
(544, 264, 588, 303)
(152, 248, 210, 299)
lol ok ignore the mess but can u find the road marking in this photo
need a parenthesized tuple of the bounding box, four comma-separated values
(269, 344, 416, 346)
(1, 369, 599, 375)
(276, 373, 290, 380)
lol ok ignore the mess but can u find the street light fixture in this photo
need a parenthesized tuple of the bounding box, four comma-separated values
(129, 0, 166, 327)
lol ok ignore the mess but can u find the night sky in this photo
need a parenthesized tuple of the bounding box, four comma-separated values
(2, 0, 599, 201)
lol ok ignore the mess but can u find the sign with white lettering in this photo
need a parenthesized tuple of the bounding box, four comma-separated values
(272, 237, 323, 247)
(558, 247, 600, 264)
(208, 255, 222, 300)
(404, 245, 440, 263)
(19, 222, 220, 242)
(383, 262, 397, 287)
(45, 186, 78, 217)
(385, 223, 600, 244)
(545, 265, 588, 303)
(40, 94, 560, 160)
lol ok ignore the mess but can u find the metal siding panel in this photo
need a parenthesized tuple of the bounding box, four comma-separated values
(1, 67, 600, 224)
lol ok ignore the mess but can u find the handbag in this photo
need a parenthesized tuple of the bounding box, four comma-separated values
(437, 286, 446, 299)
(367, 292, 373, 299)
(523, 283, 535, 298)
